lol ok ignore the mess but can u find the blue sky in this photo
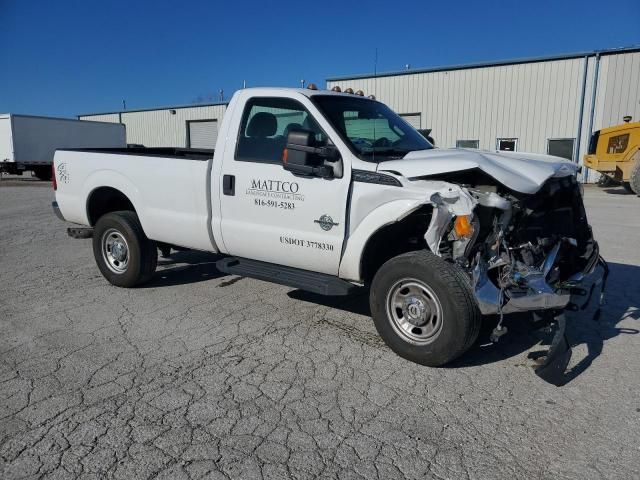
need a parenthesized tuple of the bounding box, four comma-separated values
(1, 0, 638, 118)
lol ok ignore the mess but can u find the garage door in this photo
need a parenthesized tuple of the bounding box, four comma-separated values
(400, 113, 421, 130)
(187, 120, 218, 149)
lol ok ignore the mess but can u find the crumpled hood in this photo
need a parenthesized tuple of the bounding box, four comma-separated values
(376, 148, 578, 194)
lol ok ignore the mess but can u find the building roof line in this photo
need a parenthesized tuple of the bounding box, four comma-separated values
(78, 100, 229, 118)
(326, 45, 640, 82)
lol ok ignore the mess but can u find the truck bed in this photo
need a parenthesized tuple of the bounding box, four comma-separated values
(58, 147, 214, 161)
(54, 148, 215, 252)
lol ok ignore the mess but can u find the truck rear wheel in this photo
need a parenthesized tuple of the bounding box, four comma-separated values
(370, 251, 481, 366)
(92, 211, 157, 287)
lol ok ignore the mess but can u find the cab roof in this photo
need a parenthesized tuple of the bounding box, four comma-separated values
(240, 86, 373, 99)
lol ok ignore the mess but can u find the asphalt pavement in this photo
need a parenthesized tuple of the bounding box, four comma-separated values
(1, 179, 639, 479)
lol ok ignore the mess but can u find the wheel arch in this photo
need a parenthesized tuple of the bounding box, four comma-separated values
(82, 169, 143, 227)
(339, 199, 433, 283)
(86, 186, 137, 226)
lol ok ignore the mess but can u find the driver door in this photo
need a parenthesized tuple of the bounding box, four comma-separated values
(218, 96, 350, 276)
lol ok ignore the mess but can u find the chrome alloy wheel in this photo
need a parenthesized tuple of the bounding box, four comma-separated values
(101, 228, 130, 274)
(386, 279, 443, 345)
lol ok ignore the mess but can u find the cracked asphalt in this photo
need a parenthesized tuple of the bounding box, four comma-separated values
(1, 179, 639, 479)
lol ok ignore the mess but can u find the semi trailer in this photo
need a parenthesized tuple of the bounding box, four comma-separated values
(0, 114, 126, 180)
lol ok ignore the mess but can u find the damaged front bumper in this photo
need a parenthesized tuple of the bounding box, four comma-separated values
(416, 173, 606, 384)
(419, 176, 606, 321)
(472, 241, 607, 316)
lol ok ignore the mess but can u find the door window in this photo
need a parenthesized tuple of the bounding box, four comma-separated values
(497, 138, 517, 151)
(235, 97, 327, 164)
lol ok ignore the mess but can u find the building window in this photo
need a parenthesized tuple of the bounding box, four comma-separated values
(399, 113, 421, 130)
(547, 138, 575, 160)
(456, 140, 479, 149)
(235, 97, 327, 164)
(497, 138, 517, 151)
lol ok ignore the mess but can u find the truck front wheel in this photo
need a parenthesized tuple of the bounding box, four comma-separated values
(92, 211, 157, 287)
(370, 251, 481, 366)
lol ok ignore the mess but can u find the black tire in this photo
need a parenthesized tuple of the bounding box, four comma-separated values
(623, 182, 634, 194)
(33, 167, 52, 181)
(92, 211, 157, 287)
(629, 152, 640, 195)
(370, 250, 481, 366)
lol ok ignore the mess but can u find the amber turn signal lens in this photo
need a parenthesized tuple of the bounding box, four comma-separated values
(454, 215, 474, 238)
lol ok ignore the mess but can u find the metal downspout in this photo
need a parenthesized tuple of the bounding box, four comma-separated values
(585, 52, 602, 183)
(574, 56, 589, 166)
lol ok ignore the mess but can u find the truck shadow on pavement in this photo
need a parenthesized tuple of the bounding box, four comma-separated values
(601, 186, 637, 195)
(289, 262, 639, 386)
(442, 261, 639, 385)
(142, 254, 639, 385)
(140, 250, 227, 288)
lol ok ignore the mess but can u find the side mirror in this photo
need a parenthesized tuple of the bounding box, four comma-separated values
(282, 130, 339, 178)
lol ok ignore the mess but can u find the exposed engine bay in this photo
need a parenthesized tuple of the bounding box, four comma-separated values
(414, 169, 608, 383)
(418, 170, 605, 315)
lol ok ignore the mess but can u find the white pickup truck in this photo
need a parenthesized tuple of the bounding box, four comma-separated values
(53, 86, 606, 380)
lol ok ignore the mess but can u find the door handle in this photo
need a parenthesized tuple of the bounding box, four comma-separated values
(223, 175, 235, 196)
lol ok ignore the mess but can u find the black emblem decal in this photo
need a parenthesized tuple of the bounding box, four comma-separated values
(314, 215, 339, 231)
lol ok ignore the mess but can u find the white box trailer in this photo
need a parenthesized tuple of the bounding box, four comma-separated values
(0, 114, 126, 180)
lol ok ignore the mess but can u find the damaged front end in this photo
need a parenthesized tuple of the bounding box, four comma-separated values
(421, 173, 608, 383)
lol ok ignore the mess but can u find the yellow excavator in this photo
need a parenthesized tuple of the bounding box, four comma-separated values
(584, 116, 640, 195)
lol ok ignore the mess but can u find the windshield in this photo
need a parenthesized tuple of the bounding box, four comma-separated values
(312, 95, 433, 161)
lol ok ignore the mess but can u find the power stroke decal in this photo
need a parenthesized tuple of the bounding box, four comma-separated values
(57, 163, 69, 183)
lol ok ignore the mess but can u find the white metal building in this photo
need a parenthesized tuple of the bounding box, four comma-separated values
(327, 46, 640, 174)
(80, 46, 639, 179)
(79, 102, 227, 149)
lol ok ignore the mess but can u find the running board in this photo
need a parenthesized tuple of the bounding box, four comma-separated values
(67, 227, 93, 239)
(216, 257, 357, 296)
